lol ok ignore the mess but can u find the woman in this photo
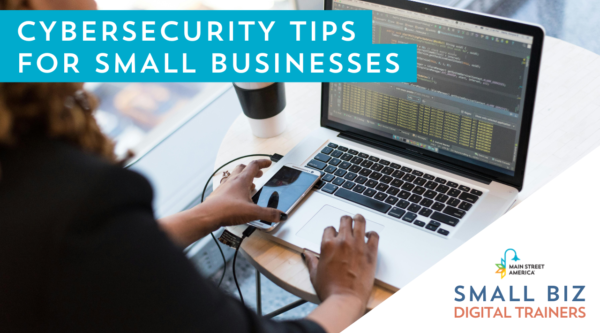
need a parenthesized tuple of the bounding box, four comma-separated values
(0, 1, 380, 332)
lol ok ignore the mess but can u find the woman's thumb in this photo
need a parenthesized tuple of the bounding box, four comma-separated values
(302, 249, 319, 285)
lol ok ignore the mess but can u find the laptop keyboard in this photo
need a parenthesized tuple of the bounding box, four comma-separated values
(306, 142, 484, 238)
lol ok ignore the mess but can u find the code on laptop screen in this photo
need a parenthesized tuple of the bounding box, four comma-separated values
(328, 0, 535, 176)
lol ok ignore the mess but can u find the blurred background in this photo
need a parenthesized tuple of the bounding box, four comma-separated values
(89, 0, 600, 320)
(91, 0, 600, 159)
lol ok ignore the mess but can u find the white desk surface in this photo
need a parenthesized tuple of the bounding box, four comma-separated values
(213, 36, 600, 309)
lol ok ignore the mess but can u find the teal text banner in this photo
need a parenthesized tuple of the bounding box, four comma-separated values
(0, 10, 417, 82)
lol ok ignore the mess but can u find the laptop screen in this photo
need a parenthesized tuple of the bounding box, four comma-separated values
(328, 0, 535, 176)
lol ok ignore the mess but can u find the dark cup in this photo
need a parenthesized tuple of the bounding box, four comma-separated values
(233, 82, 287, 138)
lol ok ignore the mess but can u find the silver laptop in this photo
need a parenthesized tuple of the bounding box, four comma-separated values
(256, 0, 545, 290)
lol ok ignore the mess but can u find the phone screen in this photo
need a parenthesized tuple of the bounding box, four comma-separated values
(252, 166, 319, 222)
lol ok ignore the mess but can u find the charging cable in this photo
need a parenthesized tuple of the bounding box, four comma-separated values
(231, 225, 258, 306)
(195, 153, 284, 302)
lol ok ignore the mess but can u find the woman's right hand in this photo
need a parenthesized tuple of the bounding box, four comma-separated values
(302, 214, 379, 312)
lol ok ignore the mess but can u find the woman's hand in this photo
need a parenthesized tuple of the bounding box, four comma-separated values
(158, 159, 284, 247)
(304, 214, 379, 333)
(201, 159, 286, 228)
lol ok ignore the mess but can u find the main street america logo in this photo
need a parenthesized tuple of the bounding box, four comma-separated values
(495, 248, 545, 279)
(495, 248, 520, 279)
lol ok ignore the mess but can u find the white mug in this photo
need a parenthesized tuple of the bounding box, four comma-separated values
(233, 82, 287, 138)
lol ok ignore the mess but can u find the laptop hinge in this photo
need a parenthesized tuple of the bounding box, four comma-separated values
(338, 131, 493, 185)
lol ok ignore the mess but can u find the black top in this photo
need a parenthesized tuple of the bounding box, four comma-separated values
(0, 139, 325, 333)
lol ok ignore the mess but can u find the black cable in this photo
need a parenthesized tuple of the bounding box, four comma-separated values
(232, 241, 244, 306)
(232, 226, 257, 306)
(182, 154, 277, 295)
(210, 233, 227, 288)
(199, 154, 272, 288)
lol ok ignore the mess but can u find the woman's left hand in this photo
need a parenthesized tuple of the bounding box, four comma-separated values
(200, 159, 286, 228)
(158, 159, 284, 247)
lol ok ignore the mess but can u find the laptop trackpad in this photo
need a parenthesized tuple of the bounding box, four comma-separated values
(296, 205, 385, 247)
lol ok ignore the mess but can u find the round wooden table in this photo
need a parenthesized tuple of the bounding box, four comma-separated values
(214, 37, 600, 310)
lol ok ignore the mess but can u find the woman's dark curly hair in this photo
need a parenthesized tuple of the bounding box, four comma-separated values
(0, 82, 115, 161)
(0, 0, 117, 179)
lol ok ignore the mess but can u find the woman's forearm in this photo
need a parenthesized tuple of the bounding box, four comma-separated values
(307, 294, 366, 333)
(157, 207, 218, 247)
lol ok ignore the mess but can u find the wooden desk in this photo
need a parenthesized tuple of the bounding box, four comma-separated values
(214, 37, 600, 309)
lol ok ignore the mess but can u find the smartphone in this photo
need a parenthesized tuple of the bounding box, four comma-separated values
(248, 165, 321, 231)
